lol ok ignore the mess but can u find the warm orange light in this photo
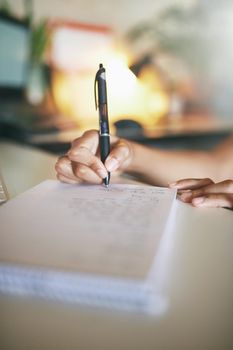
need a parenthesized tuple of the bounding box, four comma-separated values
(52, 52, 169, 129)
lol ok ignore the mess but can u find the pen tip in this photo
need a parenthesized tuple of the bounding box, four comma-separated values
(103, 174, 110, 187)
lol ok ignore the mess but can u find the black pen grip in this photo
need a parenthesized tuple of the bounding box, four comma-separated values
(100, 134, 110, 186)
(99, 134, 110, 163)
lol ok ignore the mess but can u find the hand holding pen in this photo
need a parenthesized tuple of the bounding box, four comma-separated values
(94, 63, 111, 186)
(55, 65, 134, 185)
(55, 130, 133, 185)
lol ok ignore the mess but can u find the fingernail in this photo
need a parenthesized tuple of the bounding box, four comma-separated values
(192, 197, 205, 205)
(169, 181, 177, 187)
(97, 168, 108, 179)
(179, 192, 192, 202)
(105, 157, 119, 172)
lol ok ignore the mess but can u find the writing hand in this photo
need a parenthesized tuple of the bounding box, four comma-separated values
(169, 178, 233, 209)
(55, 130, 133, 184)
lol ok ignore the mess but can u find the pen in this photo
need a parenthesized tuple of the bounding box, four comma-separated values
(95, 63, 110, 187)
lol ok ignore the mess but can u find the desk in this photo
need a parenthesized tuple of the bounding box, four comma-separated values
(2, 113, 233, 155)
(0, 141, 56, 198)
(0, 141, 233, 350)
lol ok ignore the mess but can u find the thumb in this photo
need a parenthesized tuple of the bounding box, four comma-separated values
(105, 140, 132, 172)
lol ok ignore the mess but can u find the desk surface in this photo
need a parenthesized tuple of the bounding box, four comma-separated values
(26, 113, 233, 144)
(0, 141, 233, 350)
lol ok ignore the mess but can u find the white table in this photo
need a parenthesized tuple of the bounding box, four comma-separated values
(0, 141, 233, 350)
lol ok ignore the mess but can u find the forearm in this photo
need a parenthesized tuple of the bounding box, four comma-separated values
(126, 142, 220, 186)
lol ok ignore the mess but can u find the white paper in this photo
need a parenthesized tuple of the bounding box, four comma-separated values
(0, 180, 177, 313)
(0, 180, 176, 281)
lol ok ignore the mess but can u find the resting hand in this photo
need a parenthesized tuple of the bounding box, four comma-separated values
(55, 129, 133, 184)
(169, 178, 233, 209)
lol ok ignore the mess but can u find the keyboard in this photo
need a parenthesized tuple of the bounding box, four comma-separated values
(0, 171, 8, 204)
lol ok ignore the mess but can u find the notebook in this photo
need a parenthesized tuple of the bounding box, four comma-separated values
(0, 180, 177, 314)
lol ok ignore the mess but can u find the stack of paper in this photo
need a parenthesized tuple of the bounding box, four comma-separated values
(0, 180, 176, 314)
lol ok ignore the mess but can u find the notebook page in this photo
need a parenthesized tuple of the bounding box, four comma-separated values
(0, 180, 176, 281)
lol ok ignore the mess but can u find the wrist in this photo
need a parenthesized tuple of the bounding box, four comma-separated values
(125, 141, 149, 175)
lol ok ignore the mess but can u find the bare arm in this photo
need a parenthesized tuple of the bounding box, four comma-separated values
(126, 135, 233, 186)
(55, 131, 233, 187)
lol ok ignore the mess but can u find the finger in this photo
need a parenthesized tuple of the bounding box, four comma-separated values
(208, 180, 233, 193)
(169, 178, 214, 190)
(55, 156, 78, 181)
(110, 134, 119, 145)
(177, 191, 193, 203)
(192, 193, 233, 209)
(182, 179, 233, 201)
(105, 139, 132, 172)
(72, 163, 103, 184)
(57, 173, 80, 185)
(69, 131, 120, 176)
(68, 144, 108, 180)
(71, 130, 99, 153)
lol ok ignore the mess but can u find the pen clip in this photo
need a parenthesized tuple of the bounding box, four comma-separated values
(94, 64, 105, 110)
(94, 71, 98, 110)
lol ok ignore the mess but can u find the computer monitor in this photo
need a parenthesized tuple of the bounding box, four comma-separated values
(0, 13, 30, 97)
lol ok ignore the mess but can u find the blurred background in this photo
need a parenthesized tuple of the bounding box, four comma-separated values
(0, 0, 233, 153)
